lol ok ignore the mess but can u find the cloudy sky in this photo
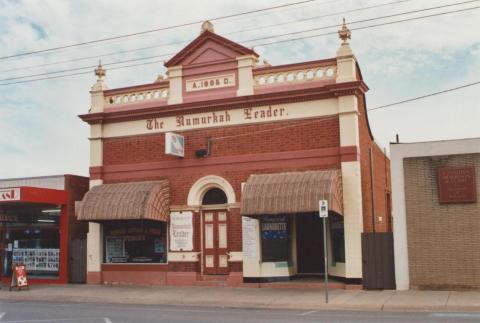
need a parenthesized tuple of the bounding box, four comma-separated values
(0, 0, 479, 179)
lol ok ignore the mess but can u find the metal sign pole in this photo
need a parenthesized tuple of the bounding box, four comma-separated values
(323, 216, 328, 304)
(319, 200, 329, 304)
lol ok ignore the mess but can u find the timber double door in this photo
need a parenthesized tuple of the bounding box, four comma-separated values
(202, 210, 229, 275)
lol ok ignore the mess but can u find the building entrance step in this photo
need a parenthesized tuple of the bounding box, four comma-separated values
(199, 274, 229, 281)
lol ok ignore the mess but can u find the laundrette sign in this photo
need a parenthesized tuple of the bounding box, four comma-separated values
(0, 188, 20, 202)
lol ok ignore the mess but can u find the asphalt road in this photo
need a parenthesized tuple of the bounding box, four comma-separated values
(1, 300, 480, 323)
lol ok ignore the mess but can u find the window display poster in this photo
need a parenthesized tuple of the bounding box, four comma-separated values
(12, 248, 59, 272)
(170, 212, 193, 251)
(154, 238, 165, 253)
(261, 215, 288, 240)
(242, 216, 258, 259)
(260, 216, 289, 262)
(105, 237, 125, 263)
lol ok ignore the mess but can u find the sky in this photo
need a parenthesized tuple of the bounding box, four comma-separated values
(0, 0, 479, 179)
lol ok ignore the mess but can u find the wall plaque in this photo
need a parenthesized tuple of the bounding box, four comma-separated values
(242, 216, 258, 259)
(438, 166, 477, 203)
(185, 74, 235, 92)
(170, 212, 193, 251)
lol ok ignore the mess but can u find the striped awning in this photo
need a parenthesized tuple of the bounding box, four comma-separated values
(77, 180, 170, 222)
(240, 170, 343, 216)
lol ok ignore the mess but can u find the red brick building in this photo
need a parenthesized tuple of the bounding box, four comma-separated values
(78, 21, 391, 287)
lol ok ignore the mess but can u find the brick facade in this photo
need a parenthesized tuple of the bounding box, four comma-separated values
(64, 175, 89, 240)
(404, 153, 480, 289)
(102, 117, 340, 165)
(358, 95, 391, 233)
(81, 23, 390, 286)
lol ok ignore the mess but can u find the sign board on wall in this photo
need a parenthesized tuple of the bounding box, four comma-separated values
(104, 99, 339, 138)
(242, 216, 258, 259)
(165, 132, 185, 157)
(438, 167, 477, 203)
(0, 214, 17, 222)
(0, 188, 20, 202)
(185, 74, 235, 92)
(170, 212, 193, 251)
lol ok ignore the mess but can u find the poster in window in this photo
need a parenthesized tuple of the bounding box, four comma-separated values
(105, 237, 125, 262)
(154, 238, 165, 253)
(261, 215, 289, 262)
(170, 212, 193, 251)
(242, 216, 258, 259)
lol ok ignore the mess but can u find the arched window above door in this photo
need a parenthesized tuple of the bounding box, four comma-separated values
(187, 175, 236, 206)
(202, 188, 227, 205)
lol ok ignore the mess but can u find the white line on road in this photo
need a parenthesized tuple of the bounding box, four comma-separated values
(104, 318, 112, 323)
(430, 313, 480, 319)
(0, 312, 5, 321)
(2, 317, 107, 323)
(299, 310, 319, 316)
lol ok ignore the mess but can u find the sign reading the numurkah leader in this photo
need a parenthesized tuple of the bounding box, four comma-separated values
(170, 212, 193, 251)
(438, 166, 477, 203)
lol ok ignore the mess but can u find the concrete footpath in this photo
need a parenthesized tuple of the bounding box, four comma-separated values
(1, 284, 480, 312)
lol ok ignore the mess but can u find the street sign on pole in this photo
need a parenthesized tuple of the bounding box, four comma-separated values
(319, 200, 328, 218)
(319, 199, 329, 303)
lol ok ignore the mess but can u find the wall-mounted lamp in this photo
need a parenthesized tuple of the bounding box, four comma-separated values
(195, 138, 212, 158)
(195, 149, 208, 158)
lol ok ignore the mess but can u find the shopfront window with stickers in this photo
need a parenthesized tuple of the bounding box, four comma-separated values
(260, 215, 291, 263)
(103, 220, 167, 264)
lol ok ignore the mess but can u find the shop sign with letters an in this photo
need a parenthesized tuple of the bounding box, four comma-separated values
(0, 188, 20, 202)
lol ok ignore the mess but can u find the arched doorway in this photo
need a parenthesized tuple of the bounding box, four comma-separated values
(201, 187, 229, 275)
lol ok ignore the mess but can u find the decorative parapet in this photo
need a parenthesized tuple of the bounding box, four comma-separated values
(253, 65, 337, 87)
(104, 84, 169, 106)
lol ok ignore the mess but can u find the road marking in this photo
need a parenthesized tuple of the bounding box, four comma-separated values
(2, 317, 107, 323)
(430, 313, 480, 319)
(299, 310, 319, 316)
(0, 312, 5, 321)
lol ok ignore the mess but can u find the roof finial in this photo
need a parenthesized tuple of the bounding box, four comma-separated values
(338, 18, 351, 45)
(201, 20, 214, 34)
(94, 60, 106, 80)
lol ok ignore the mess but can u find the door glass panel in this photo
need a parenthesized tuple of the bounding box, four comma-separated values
(218, 212, 226, 222)
(218, 223, 227, 249)
(219, 255, 228, 267)
(205, 224, 214, 249)
(204, 213, 213, 222)
(206, 255, 214, 267)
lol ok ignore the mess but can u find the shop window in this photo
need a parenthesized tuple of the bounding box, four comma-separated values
(260, 215, 291, 262)
(330, 215, 345, 263)
(103, 220, 167, 264)
(202, 188, 227, 205)
(2, 206, 61, 277)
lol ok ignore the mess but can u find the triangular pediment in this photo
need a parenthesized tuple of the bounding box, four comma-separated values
(165, 31, 258, 67)
(188, 48, 233, 65)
